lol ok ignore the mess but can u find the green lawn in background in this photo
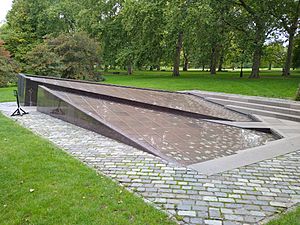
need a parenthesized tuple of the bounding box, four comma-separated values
(102, 69, 300, 100)
(0, 86, 16, 102)
(0, 113, 175, 225)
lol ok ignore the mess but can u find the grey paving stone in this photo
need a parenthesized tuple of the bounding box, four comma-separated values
(190, 218, 204, 224)
(204, 219, 223, 225)
(209, 208, 222, 219)
(178, 210, 197, 217)
(224, 214, 244, 222)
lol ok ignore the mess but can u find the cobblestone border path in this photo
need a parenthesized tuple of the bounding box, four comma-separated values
(1, 103, 300, 225)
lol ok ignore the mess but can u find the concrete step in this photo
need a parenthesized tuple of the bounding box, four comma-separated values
(206, 97, 300, 117)
(191, 92, 300, 110)
(226, 105, 300, 122)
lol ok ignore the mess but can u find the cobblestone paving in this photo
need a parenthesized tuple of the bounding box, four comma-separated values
(2, 105, 300, 225)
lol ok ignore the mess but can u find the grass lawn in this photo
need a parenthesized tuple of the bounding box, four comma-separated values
(102, 69, 300, 100)
(0, 113, 175, 225)
(267, 207, 300, 225)
(0, 86, 16, 102)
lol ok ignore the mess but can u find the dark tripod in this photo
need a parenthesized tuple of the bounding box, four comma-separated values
(11, 90, 28, 117)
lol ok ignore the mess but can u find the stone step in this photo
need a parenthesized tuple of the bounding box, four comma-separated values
(226, 105, 300, 122)
(191, 92, 300, 110)
(206, 97, 300, 117)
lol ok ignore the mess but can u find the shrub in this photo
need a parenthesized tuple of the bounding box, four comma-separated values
(0, 40, 18, 87)
(25, 32, 101, 81)
(25, 43, 65, 76)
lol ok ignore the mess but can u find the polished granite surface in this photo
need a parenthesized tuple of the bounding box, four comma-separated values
(44, 88, 276, 166)
(29, 76, 251, 122)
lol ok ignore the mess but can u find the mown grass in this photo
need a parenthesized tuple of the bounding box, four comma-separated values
(0, 86, 16, 102)
(102, 69, 300, 100)
(0, 113, 175, 225)
(267, 206, 300, 225)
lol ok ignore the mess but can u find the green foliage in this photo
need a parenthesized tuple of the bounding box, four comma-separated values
(2, 0, 83, 63)
(262, 42, 286, 69)
(296, 85, 300, 101)
(25, 32, 101, 80)
(0, 55, 17, 87)
(25, 43, 65, 76)
(1, 0, 298, 78)
(0, 41, 18, 87)
(293, 35, 300, 68)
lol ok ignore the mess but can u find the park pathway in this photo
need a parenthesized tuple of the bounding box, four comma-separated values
(1, 102, 300, 225)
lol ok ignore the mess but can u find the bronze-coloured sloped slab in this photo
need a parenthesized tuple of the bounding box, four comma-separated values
(37, 85, 176, 163)
(25, 74, 252, 122)
(37, 85, 276, 166)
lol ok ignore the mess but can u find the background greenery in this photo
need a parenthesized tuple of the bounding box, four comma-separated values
(0, 86, 16, 102)
(102, 70, 300, 99)
(0, 0, 299, 79)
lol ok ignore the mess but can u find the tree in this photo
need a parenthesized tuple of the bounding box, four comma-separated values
(262, 42, 286, 70)
(292, 34, 300, 68)
(271, 0, 300, 76)
(164, 0, 188, 77)
(164, 0, 214, 76)
(3, 0, 83, 63)
(0, 40, 18, 87)
(216, 0, 276, 78)
(225, 32, 252, 77)
(25, 32, 101, 80)
(25, 43, 65, 76)
(121, 0, 166, 71)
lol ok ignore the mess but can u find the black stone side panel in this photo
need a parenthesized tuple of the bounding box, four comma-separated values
(18, 74, 39, 106)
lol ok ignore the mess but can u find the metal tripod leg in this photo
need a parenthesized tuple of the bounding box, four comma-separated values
(11, 108, 28, 117)
(11, 90, 29, 117)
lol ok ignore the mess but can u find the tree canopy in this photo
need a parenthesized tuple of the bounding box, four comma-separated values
(25, 32, 101, 80)
(0, 0, 299, 78)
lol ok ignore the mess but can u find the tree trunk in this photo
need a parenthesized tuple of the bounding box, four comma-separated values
(249, 27, 264, 79)
(283, 31, 295, 77)
(249, 47, 261, 78)
(268, 62, 272, 70)
(183, 52, 188, 71)
(202, 64, 205, 71)
(283, 0, 300, 76)
(127, 64, 132, 75)
(172, 31, 183, 77)
(240, 62, 244, 78)
(157, 65, 161, 71)
(210, 45, 220, 75)
(218, 50, 224, 72)
(104, 65, 109, 72)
